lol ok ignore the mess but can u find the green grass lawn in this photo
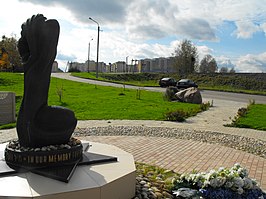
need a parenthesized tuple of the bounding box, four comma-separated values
(232, 104, 266, 131)
(2, 72, 265, 131)
(49, 78, 202, 120)
(0, 72, 202, 128)
(0, 73, 24, 112)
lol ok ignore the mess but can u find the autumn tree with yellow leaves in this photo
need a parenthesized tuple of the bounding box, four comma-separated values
(0, 47, 10, 70)
(0, 35, 22, 72)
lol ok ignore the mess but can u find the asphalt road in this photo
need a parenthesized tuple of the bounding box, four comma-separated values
(137, 87, 266, 104)
(200, 90, 266, 104)
(52, 73, 266, 104)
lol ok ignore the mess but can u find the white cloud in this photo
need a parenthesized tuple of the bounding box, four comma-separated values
(97, 32, 176, 62)
(233, 21, 261, 39)
(126, 0, 217, 41)
(18, 0, 129, 24)
(260, 23, 266, 36)
(125, 0, 178, 40)
(13, 0, 266, 42)
(216, 55, 236, 69)
(56, 25, 177, 69)
(197, 45, 214, 61)
(215, 53, 266, 73)
(213, 0, 266, 39)
(0, 0, 76, 37)
(235, 52, 266, 73)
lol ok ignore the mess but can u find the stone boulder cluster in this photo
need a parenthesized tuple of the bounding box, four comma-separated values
(167, 87, 202, 104)
(175, 87, 202, 104)
(134, 174, 174, 199)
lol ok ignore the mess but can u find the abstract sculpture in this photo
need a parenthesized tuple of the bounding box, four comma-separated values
(16, 14, 77, 148)
(4, 14, 83, 171)
(3, 14, 116, 183)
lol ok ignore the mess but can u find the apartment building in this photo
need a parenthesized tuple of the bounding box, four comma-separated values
(67, 56, 176, 73)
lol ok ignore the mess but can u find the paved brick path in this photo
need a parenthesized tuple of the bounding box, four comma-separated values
(79, 136, 266, 190)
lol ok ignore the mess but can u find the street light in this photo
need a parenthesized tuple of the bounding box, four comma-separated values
(125, 56, 128, 73)
(89, 17, 100, 78)
(88, 38, 93, 73)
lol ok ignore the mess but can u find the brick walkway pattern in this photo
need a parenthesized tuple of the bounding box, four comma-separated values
(80, 136, 266, 190)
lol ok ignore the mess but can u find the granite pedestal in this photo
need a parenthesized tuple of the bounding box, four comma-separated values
(0, 141, 136, 199)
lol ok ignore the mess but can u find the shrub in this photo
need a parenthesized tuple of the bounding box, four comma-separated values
(227, 107, 248, 127)
(56, 84, 63, 102)
(237, 107, 248, 117)
(68, 67, 80, 72)
(200, 101, 212, 111)
(163, 86, 178, 101)
(165, 110, 187, 122)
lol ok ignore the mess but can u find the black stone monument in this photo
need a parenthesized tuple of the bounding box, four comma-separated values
(17, 14, 77, 148)
(2, 14, 117, 183)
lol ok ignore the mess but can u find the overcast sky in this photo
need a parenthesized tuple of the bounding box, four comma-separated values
(1, 0, 266, 72)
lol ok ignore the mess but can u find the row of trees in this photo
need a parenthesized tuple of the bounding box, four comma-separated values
(220, 66, 236, 73)
(0, 35, 22, 72)
(173, 39, 235, 75)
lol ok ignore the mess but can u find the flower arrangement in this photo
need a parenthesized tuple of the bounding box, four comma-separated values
(172, 163, 266, 199)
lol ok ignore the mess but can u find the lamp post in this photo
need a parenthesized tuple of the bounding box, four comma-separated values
(125, 56, 128, 73)
(89, 17, 100, 78)
(87, 38, 93, 73)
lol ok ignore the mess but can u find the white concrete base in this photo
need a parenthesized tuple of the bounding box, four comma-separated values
(0, 141, 136, 199)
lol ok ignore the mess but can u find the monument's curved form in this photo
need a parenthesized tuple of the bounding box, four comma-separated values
(16, 14, 77, 148)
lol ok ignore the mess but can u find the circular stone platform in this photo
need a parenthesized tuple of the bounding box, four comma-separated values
(0, 141, 136, 199)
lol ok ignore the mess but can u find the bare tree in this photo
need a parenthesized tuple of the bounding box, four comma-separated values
(219, 66, 228, 73)
(173, 39, 198, 75)
(199, 54, 217, 73)
(0, 35, 22, 72)
(229, 67, 236, 73)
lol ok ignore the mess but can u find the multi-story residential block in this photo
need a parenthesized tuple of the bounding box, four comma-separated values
(138, 57, 176, 73)
(66, 56, 175, 73)
(68, 61, 106, 73)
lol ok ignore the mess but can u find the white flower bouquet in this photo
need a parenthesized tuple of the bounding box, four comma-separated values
(172, 163, 265, 199)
